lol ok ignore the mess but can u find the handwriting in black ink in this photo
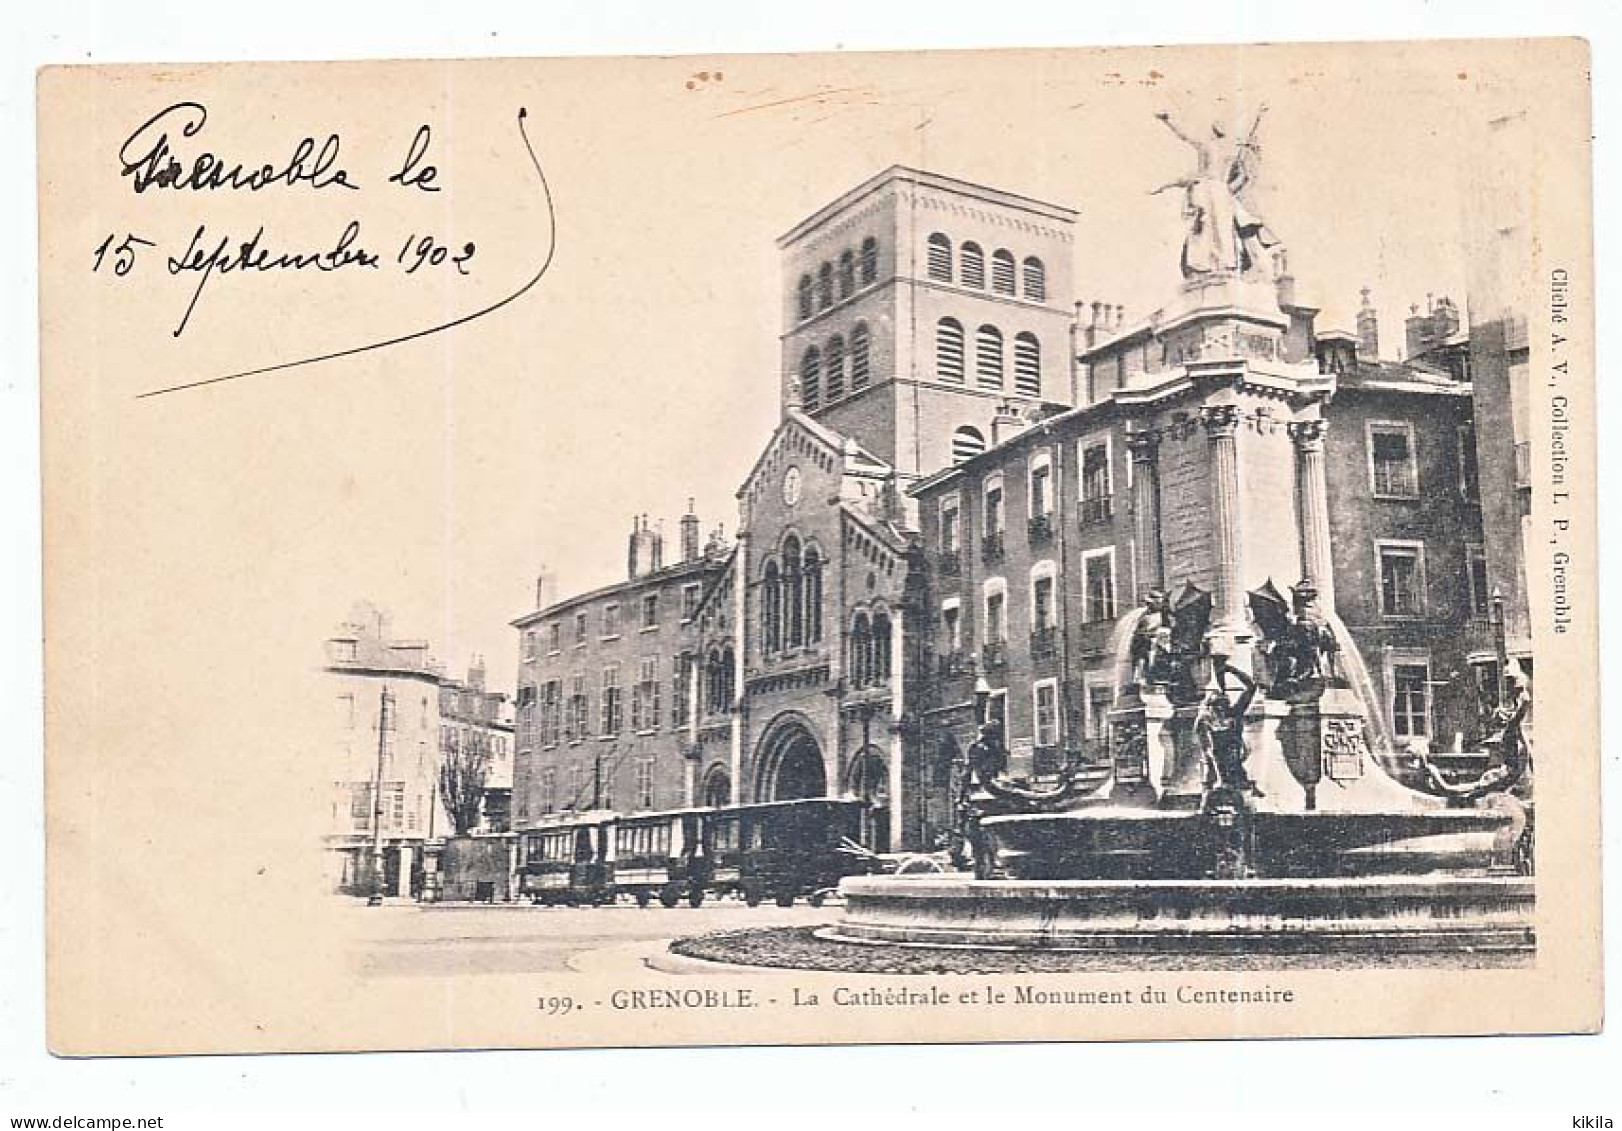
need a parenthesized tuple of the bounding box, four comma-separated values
(92, 232, 156, 276)
(388, 125, 441, 193)
(120, 101, 358, 194)
(398, 233, 475, 275)
(137, 107, 556, 399)
(166, 220, 381, 338)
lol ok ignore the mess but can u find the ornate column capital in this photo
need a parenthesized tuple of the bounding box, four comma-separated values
(1287, 418, 1329, 450)
(1199, 403, 1241, 438)
(1124, 427, 1163, 462)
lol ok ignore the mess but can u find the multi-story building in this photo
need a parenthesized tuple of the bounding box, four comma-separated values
(510, 509, 730, 828)
(323, 603, 451, 896)
(511, 162, 1519, 853)
(438, 658, 516, 834)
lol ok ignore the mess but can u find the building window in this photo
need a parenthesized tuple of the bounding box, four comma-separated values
(568, 764, 585, 810)
(1032, 565, 1057, 632)
(927, 233, 953, 281)
(850, 323, 871, 390)
(991, 249, 1016, 295)
(975, 324, 1004, 390)
(540, 681, 561, 746)
(636, 760, 655, 810)
(681, 583, 701, 622)
(600, 664, 622, 735)
(1023, 257, 1046, 301)
(783, 534, 805, 648)
(1034, 679, 1060, 748)
(936, 318, 966, 384)
(942, 598, 962, 653)
(672, 653, 694, 728)
(1029, 451, 1053, 518)
(838, 250, 856, 299)
(332, 640, 357, 663)
(1080, 440, 1112, 524)
(800, 346, 822, 412)
(1013, 332, 1041, 398)
(825, 335, 846, 402)
(951, 425, 985, 465)
(939, 495, 961, 558)
(1391, 660, 1431, 739)
(817, 262, 834, 310)
(960, 242, 985, 288)
(803, 545, 824, 644)
(599, 763, 614, 812)
(1368, 422, 1419, 498)
(539, 768, 556, 814)
(1082, 548, 1116, 623)
(762, 560, 782, 653)
(871, 608, 893, 683)
(632, 656, 661, 733)
(568, 673, 589, 740)
(523, 630, 538, 661)
(548, 621, 561, 653)
(1458, 424, 1480, 501)
(641, 592, 659, 630)
(602, 603, 620, 638)
(983, 477, 1004, 540)
(860, 236, 878, 285)
(984, 583, 1007, 645)
(1378, 542, 1426, 618)
(1467, 545, 1490, 618)
(850, 612, 872, 686)
(797, 274, 813, 321)
(574, 612, 588, 646)
(337, 693, 355, 729)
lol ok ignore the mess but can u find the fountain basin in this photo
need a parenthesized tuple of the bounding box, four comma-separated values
(983, 807, 1510, 880)
(831, 873, 1534, 954)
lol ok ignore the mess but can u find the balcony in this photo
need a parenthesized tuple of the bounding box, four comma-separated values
(1080, 494, 1113, 527)
(1030, 625, 1058, 661)
(981, 641, 1007, 670)
(981, 531, 1005, 565)
(937, 549, 962, 577)
(1027, 513, 1053, 545)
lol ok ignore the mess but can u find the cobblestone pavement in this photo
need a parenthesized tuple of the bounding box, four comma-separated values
(669, 926, 1535, 975)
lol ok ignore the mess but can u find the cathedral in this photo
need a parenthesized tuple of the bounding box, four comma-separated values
(510, 164, 1506, 853)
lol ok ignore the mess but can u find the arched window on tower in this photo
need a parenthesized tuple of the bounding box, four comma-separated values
(817, 262, 834, 310)
(850, 611, 872, 686)
(860, 237, 878, 285)
(936, 318, 965, 385)
(952, 425, 987, 465)
(799, 347, 822, 413)
(797, 274, 813, 321)
(1022, 257, 1047, 301)
(838, 251, 856, 299)
(850, 323, 872, 391)
(783, 534, 805, 648)
(976, 325, 1005, 390)
(926, 233, 953, 282)
(960, 242, 985, 289)
(719, 645, 735, 707)
(706, 647, 725, 713)
(1014, 332, 1042, 398)
(991, 249, 1016, 295)
(803, 545, 823, 643)
(825, 336, 846, 402)
(871, 607, 893, 684)
(762, 561, 782, 654)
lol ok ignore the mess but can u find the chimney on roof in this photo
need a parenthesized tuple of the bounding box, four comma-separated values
(1356, 286, 1379, 359)
(681, 498, 700, 563)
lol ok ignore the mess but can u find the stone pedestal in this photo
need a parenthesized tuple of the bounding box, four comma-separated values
(1161, 704, 1208, 810)
(1106, 688, 1173, 807)
(1275, 686, 1424, 812)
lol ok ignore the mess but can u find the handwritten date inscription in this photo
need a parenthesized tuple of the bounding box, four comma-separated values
(106, 102, 476, 338)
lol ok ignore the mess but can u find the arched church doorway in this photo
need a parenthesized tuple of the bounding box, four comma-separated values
(756, 718, 828, 802)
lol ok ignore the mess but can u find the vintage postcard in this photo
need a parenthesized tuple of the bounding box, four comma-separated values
(40, 38, 1598, 1055)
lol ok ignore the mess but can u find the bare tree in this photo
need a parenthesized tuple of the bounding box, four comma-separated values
(438, 728, 490, 835)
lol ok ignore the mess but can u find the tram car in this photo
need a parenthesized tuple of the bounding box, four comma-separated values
(519, 813, 614, 906)
(612, 808, 711, 907)
(705, 798, 875, 907)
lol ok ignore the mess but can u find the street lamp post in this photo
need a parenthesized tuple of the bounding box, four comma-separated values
(1490, 586, 1509, 706)
(367, 685, 395, 907)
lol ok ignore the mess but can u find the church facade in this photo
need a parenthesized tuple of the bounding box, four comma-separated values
(510, 164, 1510, 852)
